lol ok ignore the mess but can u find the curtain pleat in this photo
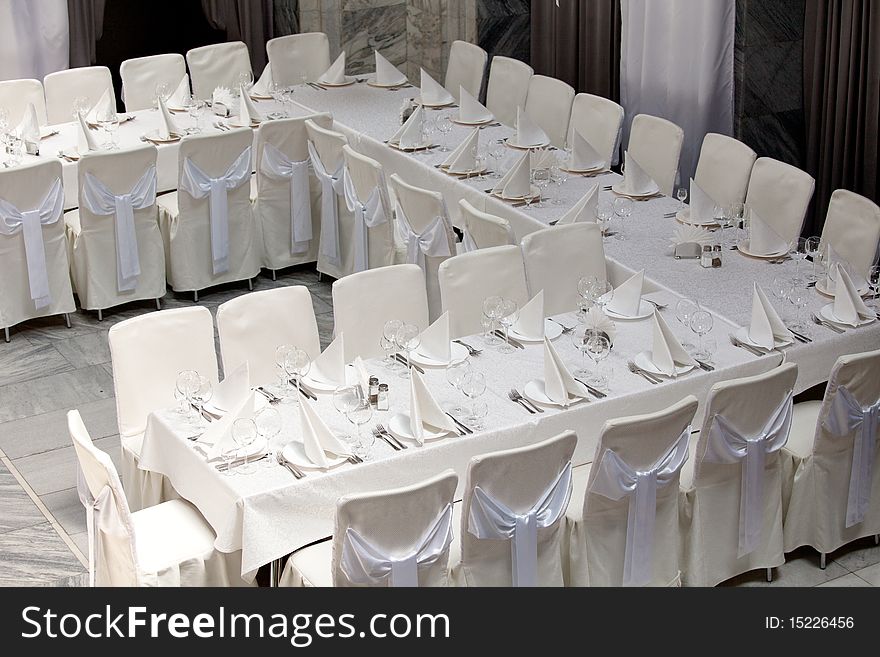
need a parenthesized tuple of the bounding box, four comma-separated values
(201, 0, 275, 72)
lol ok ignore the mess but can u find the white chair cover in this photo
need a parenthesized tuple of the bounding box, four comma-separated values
(486, 56, 533, 127)
(457, 199, 515, 253)
(396, 203, 452, 271)
(185, 41, 252, 100)
(0, 78, 48, 126)
(261, 142, 311, 254)
(627, 114, 685, 196)
(444, 40, 488, 101)
(119, 53, 187, 112)
(820, 189, 880, 278)
(567, 93, 624, 168)
(305, 120, 349, 274)
(523, 75, 576, 148)
(745, 157, 815, 246)
(44, 66, 113, 124)
(341, 144, 393, 274)
(342, 165, 389, 273)
(266, 32, 332, 85)
(693, 133, 757, 209)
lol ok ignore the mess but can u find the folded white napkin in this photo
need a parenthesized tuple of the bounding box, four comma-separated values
(515, 106, 549, 147)
(299, 389, 349, 467)
(419, 68, 454, 106)
(238, 83, 262, 124)
(86, 89, 114, 124)
(584, 306, 617, 342)
(606, 270, 644, 317)
(543, 336, 588, 406)
(491, 150, 531, 198)
(250, 64, 273, 97)
(530, 147, 556, 171)
(556, 184, 599, 225)
(389, 105, 424, 149)
(15, 103, 40, 144)
(157, 95, 180, 139)
(346, 356, 371, 395)
(459, 86, 493, 123)
(76, 111, 99, 152)
(749, 283, 792, 349)
(442, 127, 479, 173)
(204, 392, 255, 460)
(748, 209, 788, 256)
(409, 369, 457, 444)
(168, 74, 191, 107)
(833, 263, 873, 325)
(651, 309, 697, 376)
(320, 52, 347, 85)
(570, 129, 604, 170)
(669, 224, 713, 247)
(212, 86, 233, 116)
(621, 151, 657, 196)
(375, 50, 407, 86)
(688, 178, 717, 224)
(418, 311, 452, 362)
(513, 290, 544, 340)
(212, 362, 250, 412)
(311, 332, 346, 386)
(822, 244, 848, 292)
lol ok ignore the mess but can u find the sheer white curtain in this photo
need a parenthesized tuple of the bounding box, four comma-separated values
(0, 0, 69, 81)
(620, 0, 734, 184)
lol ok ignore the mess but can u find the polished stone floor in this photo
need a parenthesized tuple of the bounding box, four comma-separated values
(0, 265, 878, 587)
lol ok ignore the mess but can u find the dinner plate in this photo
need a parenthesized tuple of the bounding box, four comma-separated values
(317, 77, 357, 87)
(491, 184, 541, 202)
(451, 116, 494, 126)
(203, 392, 269, 417)
(735, 240, 788, 259)
(142, 130, 181, 144)
(410, 342, 469, 368)
(415, 97, 456, 108)
(634, 351, 695, 377)
(734, 326, 793, 349)
(675, 208, 718, 227)
(282, 441, 348, 470)
(523, 379, 585, 408)
(301, 363, 360, 393)
(604, 299, 655, 321)
(814, 278, 869, 298)
(388, 413, 453, 443)
(367, 79, 409, 88)
(611, 182, 661, 199)
(560, 165, 606, 175)
(390, 140, 436, 152)
(249, 94, 273, 101)
(227, 119, 260, 128)
(205, 440, 266, 463)
(508, 318, 563, 343)
(505, 138, 549, 150)
(819, 303, 875, 328)
(445, 166, 490, 177)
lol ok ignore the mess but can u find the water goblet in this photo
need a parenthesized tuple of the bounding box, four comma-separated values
(232, 417, 257, 474)
(436, 114, 453, 152)
(771, 275, 791, 322)
(274, 344, 295, 400)
(675, 298, 698, 352)
(676, 186, 688, 211)
(346, 398, 374, 459)
(333, 385, 362, 445)
(497, 298, 520, 353)
(446, 359, 472, 416)
(254, 406, 282, 470)
(787, 279, 810, 333)
(612, 196, 633, 238)
(532, 167, 551, 208)
(481, 296, 503, 346)
(460, 370, 487, 428)
(689, 309, 714, 361)
(584, 332, 611, 389)
(190, 375, 213, 432)
(805, 236, 821, 282)
(488, 141, 506, 178)
(175, 369, 199, 419)
(382, 319, 403, 370)
(395, 323, 421, 378)
(285, 347, 312, 401)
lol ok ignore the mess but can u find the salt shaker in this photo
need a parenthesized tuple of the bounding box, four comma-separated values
(700, 244, 713, 268)
(377, 384, 389, 411)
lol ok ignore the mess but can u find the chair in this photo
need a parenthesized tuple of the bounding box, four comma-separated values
(520, 223, 606, 316)
(0, 78, 48, 126)
(485, 56, 532, 127)
(819, 190, 880, 278)
(216, 286, 321, 387)
(65, 145, 165, 319)
(253, 113, 333, 275)
(388, 174, 457, 321)
(564, 396, 698, 586)
(44, 66, 114, 124)
(281, 470, 458, 587)
(679, 363, 798, 587)
(69, 410, 249, 586)
(332, 264, 429, 361)
(627, 113, 684, 197)
(457, 199, 515, 253)
(0, 160, 74, 342)
(744, 157, 815, 246)
(567, 93, 624, 168)
(444, 40, 487, 102)
(341, 145, 394, 272)
(438, 245, 530, 339)
(266, 33, 332, 86)
(157, 128, 260, 299)
(782, 349, 880, 567)
(449, 431, 577, 586)
(185, 41, 252, 100)
(523, 75, 576, 148)
(693, 133, 757, 210)
(120, 53, 187, 112)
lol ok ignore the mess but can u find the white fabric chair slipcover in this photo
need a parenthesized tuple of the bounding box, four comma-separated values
(680, 363, 798, 587)
(0, 160, 74, 336)
(744, 157, 815, 246)
(444, 40, 487, 102)
(185, 41, 252, 100)
(693, 132, 757, 210)
(341, 144, 393, 273)
(108, 306, 219, 511)
(627, 113, 684, 197)
(253, 113, 332, 272)
(564, 396, 698, 586)
(568, 93, 624, 168)
(388, 174, 457, 321)
(119, 53, 187, 112)
(520, 223, 606, 316)
(438, 244, 530, 339)
(282, 470, 458, 587)
(266, 33, 332, 85)
(65, 145, 165, 313)
(332, 264, 429, 361)
(523, 75, 576, 148)
(217, 286, 321, 386)
(782, 349, 880, 557)
(69, 410, 249, 587)
(485, 56, 532, 127)
(157, 128, 260, 294)
(820, 189, 880, 278)
(0, 78, 48, 126)
(457, 199, 515, 253)
(449, 431, 577, 587)
(44, 66, 113, 125)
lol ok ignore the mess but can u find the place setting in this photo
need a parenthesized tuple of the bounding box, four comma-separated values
(560, 128, 609, 176)
(522, 335, 593, 409)
(610, 150, 662, 200)
(504, 106, 550, 150)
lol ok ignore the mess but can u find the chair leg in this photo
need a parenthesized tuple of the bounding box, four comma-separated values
(247, 278, 253, 291)
(875, 534, 879, 545)
(193, 290, 199, 303)
(4, 327, 9, 343)
(271, 269, 277, 281)
(97, 309, 103, 322)
(819, 553, 826, 569)
(317, 272, 323, 282)
(766, 567, 772, 582)
(64, 313, 71, 328)
(155, 298, 161, 310)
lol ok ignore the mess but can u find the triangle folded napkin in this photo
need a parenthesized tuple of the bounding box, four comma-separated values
(832, 263, 873, 326)
(212, 362, 250, 413)
(86, 89, 114, 124)
(419, 68, 454, 106)
(748, 283, 792, 349)
(442, 127, 479, 173)
(513, 290, 545, 340)
(491, 150, 531, 198)
(606, 270, 644, 317)
(459, 86, 493, 123)
(204, 392, 256, 460)
(650, 309, 697, 376)
(620, 151, 657, 196)
(688, 178, 718, 224)
(389, 104, 424, 149)
(157, 95, 180, 139)
(543, 336, 588, 406)
(514, 106, 549, 147)
(556, 184, 599, 225)
(311, 333, 346, 386)
(320, 52, 347, 85)
(299, 389, 349, 467)
(15, 103, 40, 144)
(345, 356, 371, 396)
(570, 129, 604, 170)
(168, 74, 191, 108)
(238, 83, 262, 124)
(409, 369, 458, 444)
(748, 209, 789, 256)
(418, 312, 452, 363)
(76, 111, 99, 153)
(375, 50, 407, 86)
(250, 64, 273, 97)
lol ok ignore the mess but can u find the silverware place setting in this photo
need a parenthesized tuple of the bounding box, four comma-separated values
(275, 452, 305, 479)
(627, 360, 663, 384)
(811, 312, 845, 333)
(372, 426, 402, 450)
(729, 334, 771, 356)
(453, 339, 482, 356)
(375, 423, 407, 449)
(547, 318, 575, 333)
(509, 388, 543, 413)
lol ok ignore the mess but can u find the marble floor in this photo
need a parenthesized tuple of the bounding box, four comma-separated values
(0, 264, 878, 587)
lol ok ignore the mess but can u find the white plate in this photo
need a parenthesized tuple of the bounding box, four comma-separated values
(634, 351, 695, 378)
(367, 79, 409, 88)
(675, 208, 718, 227)
(227, 119, 260, 128)
(282, 441, 348, 470)
(410, 342, 469, 368)
(204, 392, 269, 416)
(143, 130, 181, 144)
(815, 278, 869, 298)
(560, 165, 606, 175)
(508, 318, 563, 343)
(205, 439, 265, 462)
(735, 326, 793, 349)
(819, 303, 875, 328)
(611, 182, 661, 199)
(735, 240, 788, 259)
(390, 140, 435, 152)
(301, 375, 344, 393)
(491, 184, 541, 201)
(416, 97, 456, 108)
(317, 77, 357, 87)
(604, 299, 655, 321)
(451, 116, 494, 126)
(523, 379, 585, 408)
(505, 138, 549, 150)
(388, 413, 453, 443)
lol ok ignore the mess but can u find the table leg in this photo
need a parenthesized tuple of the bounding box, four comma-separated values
(269, 557, 284, 587)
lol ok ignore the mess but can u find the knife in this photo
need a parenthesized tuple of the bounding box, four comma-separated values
(289, 379, 318, 400)
(445, 412, 474, 435)
(394, 353, 425, 374)
(493, 330, 524, 349)
(573, 377, 606, 399)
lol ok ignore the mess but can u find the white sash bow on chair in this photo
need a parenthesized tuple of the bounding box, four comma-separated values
(591, 428, 690, 587)
(460, 228, 479, 253)
(82, 166, 157, 292)
(0, 177, 64, 309)
(825, 386, 880, 527)
(342, 166, 389, 273)
(394, 202, 452, 272)
(340, 504, 454, 587)
(467, 462, 573, 587)
(260, 142, 311, 254)
(307, 140, 344, 266)
(704, 391, 793, 557)
(180, 147, 252, 275)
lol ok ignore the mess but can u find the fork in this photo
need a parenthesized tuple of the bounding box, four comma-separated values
(547, 317, 574, 333)
(644, 299, 668, 311)
(346, 454, 364, 465)
(811, 312, 845, 334)
(276, 452, 304, 479)
(453, 339, 482, 356)
(729, 334, 766, 356)
(510, 388, 543, 413)
(375, 423, 407, 450)
(372, 426, 401, 451)
(627, 361, 661, 384)
(508, 390, 536, 414)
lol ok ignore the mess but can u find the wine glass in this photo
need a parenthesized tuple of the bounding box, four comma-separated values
(787, 278, 809, 332)
(274, 344, 295, 400)
(675, 298, 698, 352)
(446, 359, 472, 416)
(421, 117, 436, 152)
(186, 95, 204, 134)
(154, 83, 169, 109)
(333, 385, 361, 445)
(770, 275, 791, 322)
(612, 196, 633, 238)
(232, 417, 257, 474)
(286, 347, 312, 401)
(96, 104, 118, 149)
(488, 141, 506, 178)
(582, 278, 613, 316)
(238, 70, 254, 92)
(676, 186, 688, 211)
(436, 114, 453, 152)
(532, 167, 551, 208)
(867, 265, 880, 310)
(689, 309, 714, 360)
(221, 445, 238, 477)
(395, 324, 421, 378)
(254, 406, 282, 469)
(481, 296, 503, 346)
(72, 96, 90, 120)
(550, 162, 566, 205)
(597, 203, 613, 239)
(571, 328, 592, 378)
(584, 332, 611, 389)
(175, 369, 199, 419)
(805, 236, 821, 282)
(460, 370, 487, 429)
(497, 298, 520, 353)
(346, 397, 374, 459)
(790, 237, 809, 275)
(382, 319, 403, 370)
(576, 276, 598, 318)
(190, 375, 213, 430)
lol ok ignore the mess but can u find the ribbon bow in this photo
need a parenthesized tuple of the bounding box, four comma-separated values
(394, 202, 452, 272)
(468, 462, 573, 587)
(307, 140, 344, 266)
(342, 166, 389, 273)
(590, 427, 690, 586)
(340, 503, 454, 587)
(260, 142, 312, 255)
(180, 147, 252, 275)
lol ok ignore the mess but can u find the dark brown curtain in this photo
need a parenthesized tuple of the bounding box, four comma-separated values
(68, 0, 106, 67)
(804, 0, 880, 235)
(201, 0, 275, 72)
(530, 0, 621, 100)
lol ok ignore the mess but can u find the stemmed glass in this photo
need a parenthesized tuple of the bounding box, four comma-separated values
(481, 296, 503, 346)
(790, 237, 809, 275)
(436, 114, 453, 152)
(689, 309, 714, 360)
(232, 418, 257, 474)
(347, 397, 374, 459)
(488, 141, 506, 178)
(771, 275, 791, 322)
(286, 347, 312, 402)
(254, 406, 282, 470)
(550, 161, 566, 205)
(96, 104, 118, 149)
(446, 359, 472, 416)
(395, 324, 421, 378)
(472, 147, 488, 180)
(787, 278, 809, 332)
(612, 196, 633, 239)
(676, 186, 688, 212)
(154, 84, 169, 110)
(576, 276, 597, 319)
(175, 370, 199, 420)
(186, 95, 204, 134)
(421, 117, 436, 152)
(497, 298, 520, 353)
(675, 298, 698, 352)
(597, 203, 613, 240)
(333, 385, 361, 446)
(191, 375, 213, 431)
(571, 328, 592, 378)
(580, 277, 613, 317)
(532, 167, 551, 208)
(868, 265, 880, 310)
(274, 345, 295, 400)
(238, 70, 254, 93)
(805, 236, 821, 282)
(382, 319, 403, 370)
(584, 332, 611, 388)
(460, 370, 488, 430)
